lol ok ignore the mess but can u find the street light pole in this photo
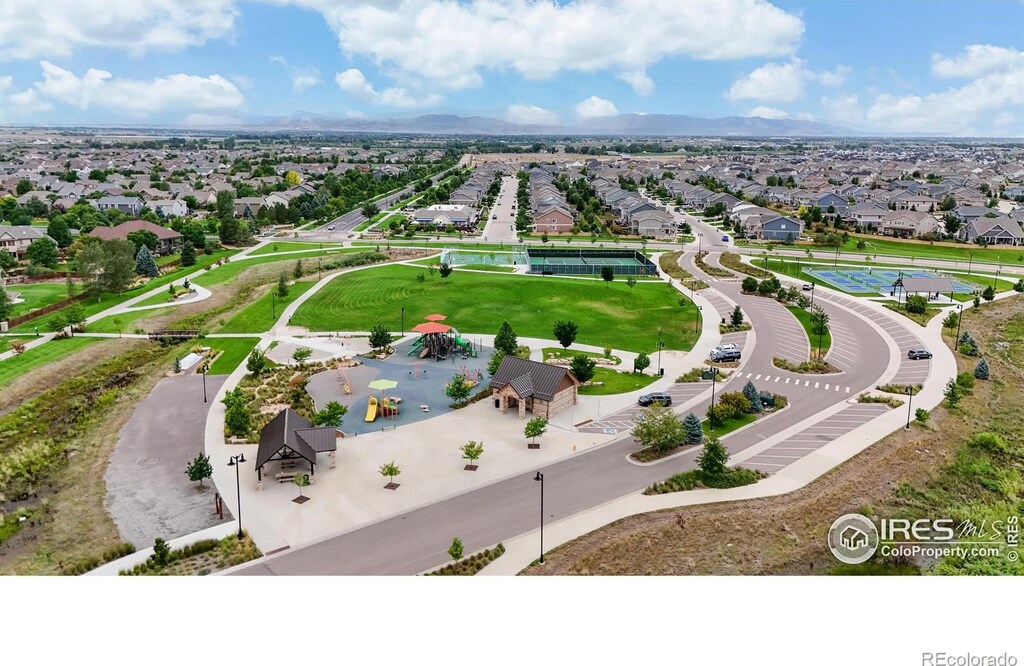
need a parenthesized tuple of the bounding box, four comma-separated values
(954, 304, 963, 347)
(657, 329, 663, 376)
(817, 311, 825, 362)
(271, 292, 276, 320)
(202, 362, 208, 403)
(967, 253, 972, 275)
(810, 283, 815, 306)
(709, 367, 719, 431)
(227, 453, 247, 541)
(401, 307, 405, 337)
(318, 257, 322, 281)
(905, 386, 914, 430)
(695, 304, 702, 334)
(533, 471, 545, 565)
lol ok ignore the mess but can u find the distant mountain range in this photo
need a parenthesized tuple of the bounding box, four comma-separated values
(236, 111, 856, 137)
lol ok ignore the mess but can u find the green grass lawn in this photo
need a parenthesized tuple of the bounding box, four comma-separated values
(291, 264, 699, 352)
(458, 264, 516, 273)
(206, 337, 261, 374)
(786, 305, 832, 359)
(155, 253, 181, 266)
(191, 248, 362, 287)
(216, 280, 318, 333)
(0, 336, 103, 387)
(578, 367, 659, 395)
(703, 411, 757, 437)
(249, 241, 344, 256)
(86, 308, 157, 334)
(806, 235, 1024, 266)
(7, 283, 70, 319)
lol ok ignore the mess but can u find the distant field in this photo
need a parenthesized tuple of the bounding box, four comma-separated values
(7, 283, 69, 319)
(206, 337, 261, 374)
(216, 280, 318, 333)
(0, 336, 103, 387)
(249, 241, 345, 256)
(291, 264, 699, 352)
(192, 248, 363, 287)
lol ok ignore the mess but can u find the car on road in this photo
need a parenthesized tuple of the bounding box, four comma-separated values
(492, 214, 497, 219)
(638, 392, 672, 407)
(907, 348, 933, 360)
(327, 225, 336, 230)
(709, 349, 742, 362)
(802, 283, 814, 291)
(721, 235, 729, 242)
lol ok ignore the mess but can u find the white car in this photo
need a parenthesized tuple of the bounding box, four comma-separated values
(326, 225, 336, 230)
(712, 343, 739, 354)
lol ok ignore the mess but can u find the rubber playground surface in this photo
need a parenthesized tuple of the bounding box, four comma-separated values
(305, 337, 492, 435)
(805, 267, 976, 295)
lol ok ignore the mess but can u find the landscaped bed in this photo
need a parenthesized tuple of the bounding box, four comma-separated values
(424, 543, 506, 575)
(579, 367, 659, 396)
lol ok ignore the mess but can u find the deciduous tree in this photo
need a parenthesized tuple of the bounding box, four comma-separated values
(185, 452, 213, 488)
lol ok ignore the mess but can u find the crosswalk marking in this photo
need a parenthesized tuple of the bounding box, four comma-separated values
(835, 385, 840, 392)
(775, 376, 780, 382)
(755, 374, 762, 380)
(804, 380, 810, 387)
(814, 382, 820, 389)
(785, 378, 791, 384)
(763, 375, 771, 381)
(845, 387, 850, 393)
(824, 384, 829, 390)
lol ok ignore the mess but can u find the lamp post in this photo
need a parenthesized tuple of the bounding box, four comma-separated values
(816, 309, 825, 362)
(954, 303, 964, 348)
(318, 257, 322, 281)
(993, 266, 1000, 290)
(533, 471, 545, 565)
(202, 362, 208, 404)
(905, 386, 914, 430)
(227, 453, 247, 541)
(697, 233, 703, 255)
(810, 283, 816, 306)
(967, 253, 972, 276)
(834, 243, 840, 268)
(271, 292, 276, 320)
(695, 304, 702, 334)
(401, 307, 405, 337)
(656, 328, 663, 376)
(709, 366, 719, 431)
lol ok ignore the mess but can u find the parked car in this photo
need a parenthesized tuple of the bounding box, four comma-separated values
(721, 235, 729, 242)
(710, 349, 742, 362)
(712, 343, 739, 354)
(802, 283, 814, 291)
(492, 214, 497, 219)
(638, 392, 672, 407)
(326, 225, 336, 231)
(907, 348, 933, 360)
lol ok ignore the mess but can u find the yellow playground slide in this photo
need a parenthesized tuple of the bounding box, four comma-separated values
(364, 396, 378, 422)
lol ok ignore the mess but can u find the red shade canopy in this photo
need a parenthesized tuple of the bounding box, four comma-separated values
(424, 313, 447, 321)
(412, 322, 452, 334)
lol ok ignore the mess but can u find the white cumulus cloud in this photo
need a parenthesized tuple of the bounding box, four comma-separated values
(270, 56, 321, 93)
(727, 58, 849, 103)
(618, 70, 655, 96)
(335, 68, 441, 108)
(575, 96, 619, 118)
(932, 44, 1024, 78)
(504, 104, 559, 125)
(0, 0, 238, 60)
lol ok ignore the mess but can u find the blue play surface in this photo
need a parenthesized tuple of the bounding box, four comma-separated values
(805, 268, 976, 295)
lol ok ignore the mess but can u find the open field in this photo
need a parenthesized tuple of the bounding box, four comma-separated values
(291, 264, 699, 352)
(6, 283, 70, 319)
(216, 280, 318, 333)
(578, 367, 659, 396)
(191, 249, 362, 287)
(206, 337, 261, 374)
(0, 336, 104, 388)
(249, 241, 345, 256)
(523, 296, 1024, 575)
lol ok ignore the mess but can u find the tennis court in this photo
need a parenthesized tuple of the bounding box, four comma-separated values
(526, 248, 657, 276)
(439, 249, 529, 266)
(806, 267, 976, 295)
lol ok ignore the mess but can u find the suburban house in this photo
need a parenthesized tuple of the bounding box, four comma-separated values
(233, 197, 266, 218)
(878, 210, 940, 238)
(632, 210, 677, 239)
(489, 356, 580, 420)
(150, 199, 188, 218)
(959, 216, 1024, 246)
(760, 216, 803, 241)
(94, 196, 144, 216)
(412, 204, 478, 228)
(253, 408, 338, 484)
(846, 203, 887, 229)
(0, 225, 50, 258)
(89, 219, 183, 255)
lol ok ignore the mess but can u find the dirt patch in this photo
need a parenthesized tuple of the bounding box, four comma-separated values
(523, 297, 1023, 576)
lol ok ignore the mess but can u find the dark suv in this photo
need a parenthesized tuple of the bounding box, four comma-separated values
(710, 349, 742, 362)
(638, 392, 672, 407)
(907, 348, 933, 360)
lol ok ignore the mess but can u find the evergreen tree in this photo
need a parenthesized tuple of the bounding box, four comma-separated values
(494, 320, 518, 355)
(180, 240, 197, 267)
(742, 381, 763, 413)
(682, 412, 704, 446)
(47, 218, 73, 248)
(0, 288, 12, 322)
(276, 273, 289, 298)
(730, 305, 744, 327)
(568, 354, 596, 383)
(974, 358, 989, 380)
(225, 400, 251, 438)
(135, 244, 159, 277)
(293, 259, 304, 279)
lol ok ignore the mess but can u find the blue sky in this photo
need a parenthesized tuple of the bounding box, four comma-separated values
(0, 0, 1021, 135)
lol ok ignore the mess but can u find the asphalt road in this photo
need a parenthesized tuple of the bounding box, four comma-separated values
(235, 215, 911, 575)
(480, 175, 518, 242)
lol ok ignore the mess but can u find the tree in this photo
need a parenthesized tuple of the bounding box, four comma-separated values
(0, 249, 17, 271)
(974, 358, 989, 380)
(460, 441, 484, 468)
(63, 304, 86, 333)
(982, 285, 995, 301)
(487, 350, 506, 376)
(730, 305, 744, 327)
(293, 259, 304, 279)
(127, 229, 159, 253)
(361, 203, 380, 219)
(938, 194, 957, 212)
(626, 275, 638, 293)
(524, 417, 548, 447)
(810, 304, 829, 335)
(379, 461, 401, 486)
(552, 320, 578, 348)
(284, 170, 301, 187)
(601, 265, 614, 283)
(314, 400, 348, 427)
(276, 273, 289, 298)
(943, 378, 963, 408)
(717, 392, 751, 420)
(293, 473, 310, 499)
(185, 452, 213, 488)
(741, 276, 758, 293)
(15, 179, 31, 196)
(26, 237, 59, 268)
(151, 538, 171, 567)
(100, 240, 138, 293)
(438, 262, 453, 278)
(742, 381, 763, 413)
(368, 323, 391, 352)
(445, 374, 472, 404)
(631, 404, 686, 452)
(216, 190, 235, 221)
(0, 288, 12, 322)
(1015, 279, 1024, 293)
(225, 400, 251, 438)
(448, 537, 464, 562)
(905, 294, 928, 314)
(246, 348, 267, 375)
(180, 240, 197, 267)
(494, 320, 518, 355)
(697, 437, 729, 477)
(682, 412, 704, 446)
(569, 354, 596, 384)
(292, 346, 313, 366)
(941, 311, 959, 332)
(633, 351, 651, 374)
(135, 244, 159, 277)
(47, 218, 73, 248)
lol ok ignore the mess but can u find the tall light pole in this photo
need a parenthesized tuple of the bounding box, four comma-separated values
(271, 291, 276, 320)
(202, 361, 208, 404)
(709, 366, 719, 431)
(697, 233, 703, 255)
(905, 386, 914, 430)
(967, 253, 972, 276)
(816, 309, 826, 362)
(318, 257, 322, 281)
(954, 303, 964, 347)
(227, 453, 247, 541)
(695, 304, 702, 334)
(533, 471, 545, 565)
(656, 328, 663, 376)
(401, 307, 405, 337)
(810, 283, 816, 306)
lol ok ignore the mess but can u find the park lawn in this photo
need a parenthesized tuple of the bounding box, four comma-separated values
(7, 250, 234, 333)
(216, 280, 319, 333)
(813, 235, 1024, 266)
(191, 249, 362, 287)
(87, 307, 161, 334)
(703, 411, 757, 437)
(7, 283, 70, 319)
(786, 305, 832, 358)
(206, 337, 261, 374)
(459, 264, 516, 273)
(879, 301, 944, 327)
(249, 241, 344, 256)
(0, 336, 103, 387)
(579, 367, 659, 396)
(155, 253, 181, 266)
(290, 264, 699, 352)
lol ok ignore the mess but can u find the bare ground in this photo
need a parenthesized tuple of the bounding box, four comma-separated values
(523, 297, 1022, 575)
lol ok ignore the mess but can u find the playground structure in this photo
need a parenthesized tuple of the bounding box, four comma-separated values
(339, 366, 352, 394)
(364, 395, 400, 422)
(408, 315, 479, 362)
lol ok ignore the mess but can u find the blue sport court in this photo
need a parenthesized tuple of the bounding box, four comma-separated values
(805, 268, 976, 295)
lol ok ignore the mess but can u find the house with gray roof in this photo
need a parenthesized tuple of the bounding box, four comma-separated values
(959, 215, 1024, 246)
(0, 225, 50, 258)
(489, 355, 579, 420)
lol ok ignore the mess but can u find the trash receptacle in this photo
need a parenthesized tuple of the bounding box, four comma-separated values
(659, 368, 665, 376)
(701, 369, 713, 380)
(760, 392, 775, 408)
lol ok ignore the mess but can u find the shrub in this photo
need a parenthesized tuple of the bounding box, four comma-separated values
(982, 285, 995, 301)
(915, 408, 929, 424)
(741, 276, 758, 293)
(697, 437, 729, 477)
(968, 432, 1006, 453)
(955, 371, 975, 392)
(905, 294, 928, 314)
(974, 358, 989, 380)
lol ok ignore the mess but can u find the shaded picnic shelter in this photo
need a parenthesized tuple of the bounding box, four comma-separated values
(255, 408, 338, 482)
